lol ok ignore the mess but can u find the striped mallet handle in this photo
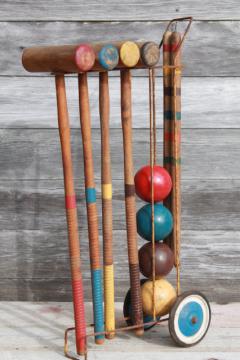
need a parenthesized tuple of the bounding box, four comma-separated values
(99, 72, 115, 339)
(163, 31, 174, 248)
(170, 32, 182, 290)
(55, 75, 86, 355)
(78, 73, 104, 345)
(163, 31, 182, 253)
(120, 69, 144, 336)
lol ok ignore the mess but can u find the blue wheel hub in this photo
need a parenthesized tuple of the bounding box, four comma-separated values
(178, 301, 203, 337)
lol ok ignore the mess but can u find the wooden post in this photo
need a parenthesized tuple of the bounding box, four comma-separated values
(163, 31, 182, 261)
(78, 73, 104, 345)
(120, 69, 144, 336)
(170, 32, 182, 293)
(55, 75, 86, 355)
(163, 31, 173, 248)
(99, 72, 115, 339)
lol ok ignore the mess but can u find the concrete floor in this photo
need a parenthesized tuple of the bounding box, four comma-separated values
(0, 302, 239, 359)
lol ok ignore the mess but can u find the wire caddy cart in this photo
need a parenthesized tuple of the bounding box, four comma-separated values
(22, 17, 211, 360)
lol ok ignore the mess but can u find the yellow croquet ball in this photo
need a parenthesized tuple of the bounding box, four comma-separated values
(141, 278, 177, 316)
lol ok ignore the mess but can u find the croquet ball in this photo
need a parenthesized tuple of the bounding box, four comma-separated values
(139, 242, 174, 278)
(137, 203, 173, 241)
(141, 279, 177, 317)
(123, 281, 160, 331)
(134, 165, 172, 202)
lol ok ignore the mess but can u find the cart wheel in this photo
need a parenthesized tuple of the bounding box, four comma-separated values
(169, 290, 211, 347)
(123, 280, 160, 331)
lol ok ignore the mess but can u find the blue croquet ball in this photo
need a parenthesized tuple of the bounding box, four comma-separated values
(137, 203, 173, 241)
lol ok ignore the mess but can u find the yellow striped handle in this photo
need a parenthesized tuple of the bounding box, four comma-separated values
(102, 184, 112, 200)
(104, 264, 115, 338)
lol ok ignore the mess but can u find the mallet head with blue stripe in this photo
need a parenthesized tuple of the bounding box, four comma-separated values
(98, 44, 119, 70)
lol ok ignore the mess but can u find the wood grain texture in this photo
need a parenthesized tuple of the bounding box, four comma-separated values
(1, 176, 239, 302)
(1, 21, 240, 76)
(1, 76, 239, 129)
(0, 129, 239, 180)
(0, 179, 239, 231)
(0, 302, 239, 360)
(0, 1, 240, 20)
(0, 230, 239, 302)
(1, 1, 239, 305)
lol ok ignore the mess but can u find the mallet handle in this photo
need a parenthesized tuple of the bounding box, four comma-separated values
(163, 31, 174, 246)
(78, 73, 104, 344)
(120, 69, 144, 336)
(99, 72, 115, 339)
(55, 75, 86, 355)
(163, 32, 182, 259)
(170, 32, 182, 273)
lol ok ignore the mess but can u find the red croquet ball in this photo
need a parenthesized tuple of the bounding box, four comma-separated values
(134, 165, 172, 202)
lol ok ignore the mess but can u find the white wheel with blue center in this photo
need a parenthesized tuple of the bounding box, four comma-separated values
(169, 291, 211, 347)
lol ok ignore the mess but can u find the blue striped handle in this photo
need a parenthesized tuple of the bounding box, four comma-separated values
(164, 110, 181, 120)
(86, 187, 96, 203)
(92, 269, 104, 341)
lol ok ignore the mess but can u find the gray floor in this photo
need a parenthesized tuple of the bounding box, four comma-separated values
(0, 302, 238, 359)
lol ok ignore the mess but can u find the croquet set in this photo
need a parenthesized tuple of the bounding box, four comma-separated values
(22, 17, 211, 359)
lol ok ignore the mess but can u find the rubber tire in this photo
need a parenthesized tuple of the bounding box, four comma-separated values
(169, 290, 211, 347)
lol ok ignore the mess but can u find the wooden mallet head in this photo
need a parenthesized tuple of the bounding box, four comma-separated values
(98, 44, 119, 70)
(120, 41, 140, 68)
(141, 41, 160, 67)
(75, 44, 96, 72)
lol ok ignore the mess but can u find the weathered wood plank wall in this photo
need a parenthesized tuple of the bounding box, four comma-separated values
(1, 1, 239, 20)
(2, 21, 240, 76)
(0, 1, 239, 303)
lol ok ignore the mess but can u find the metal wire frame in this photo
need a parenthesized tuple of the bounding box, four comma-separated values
(159, 16, 193, 58)
(64, 316, 169, 360)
